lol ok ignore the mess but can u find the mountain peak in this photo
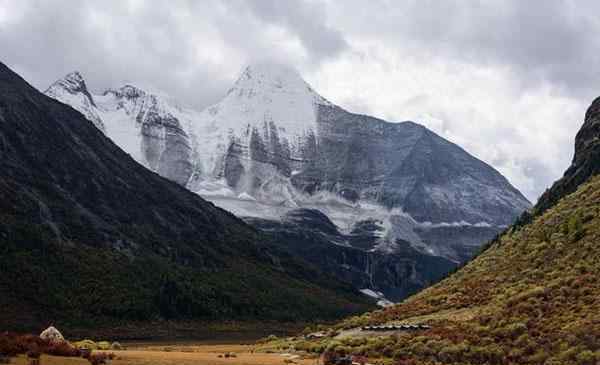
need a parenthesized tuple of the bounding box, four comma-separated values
(228, 62, 331, 106)
(236, 62, 303, 85)
(46, 71, 91, 97)
(45, 71, 104, 130)
(64, 71, 84, 84)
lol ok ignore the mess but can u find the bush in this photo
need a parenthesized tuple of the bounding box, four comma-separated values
(45, 341, 80, 357)
(322, 350, 339, 365)
(26, 343, 41, 359)
(87, 352, 116, 365)
(576, 350, 597, 365)
(352, 355, 368, 365)
(74, 340, 98, 350)
(96, 341, 111, 350)
(395, 358, 416, 365)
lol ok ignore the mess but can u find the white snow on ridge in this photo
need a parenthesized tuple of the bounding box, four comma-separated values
(360, 288, 394, 307)
(189, 62, 332, 176)
(417, 220, 493, 228)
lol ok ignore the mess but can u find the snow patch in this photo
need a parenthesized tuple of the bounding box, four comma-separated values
(237, 192, 256, 201)
(360, 289, 394, 307)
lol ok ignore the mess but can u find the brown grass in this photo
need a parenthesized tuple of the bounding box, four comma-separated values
(11, 344, 315, 365)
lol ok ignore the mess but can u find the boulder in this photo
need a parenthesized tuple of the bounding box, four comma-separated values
(39, 326, 65, 344)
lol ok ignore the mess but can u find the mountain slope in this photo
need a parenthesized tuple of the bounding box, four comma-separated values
(45, 64, 530, 301)
(285, 98, 600, 364)
(246, 209, 455, 302)
(0, 61, 374, 333)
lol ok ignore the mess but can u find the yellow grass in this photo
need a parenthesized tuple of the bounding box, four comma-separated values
(11, 344, 318, 365)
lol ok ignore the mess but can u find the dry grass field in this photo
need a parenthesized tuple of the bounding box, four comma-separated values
(10, 344, 317, 365)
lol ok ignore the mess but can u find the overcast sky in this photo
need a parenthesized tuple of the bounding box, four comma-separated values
(1, 0, 599, 202)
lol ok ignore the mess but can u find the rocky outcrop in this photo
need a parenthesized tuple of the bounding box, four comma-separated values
(536, 97, 600, 214)
(39, 326, 64, 343)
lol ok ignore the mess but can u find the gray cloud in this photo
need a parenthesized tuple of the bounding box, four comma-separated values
(0, 0, 347, 108)
(243, 0, 348, 62)
(326, 0, 600, 99)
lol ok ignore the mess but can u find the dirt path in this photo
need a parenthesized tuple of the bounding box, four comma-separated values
(12, 344, 317, 365)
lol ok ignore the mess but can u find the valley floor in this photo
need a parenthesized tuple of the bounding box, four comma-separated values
(11, 344, 317, 365)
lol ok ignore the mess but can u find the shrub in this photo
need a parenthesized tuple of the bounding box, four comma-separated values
(352, 355, 368, 365)
(0, 333, 20, 357)
(45, 341, 80, 357)
(322, 350, 339, 365)
(576, 350, 597, 365)
(87, 352, 116, 365)
(96, 341, 111, 350)
(74, 340, 98, 350)
(395, 357, 416, 365)
(527, 350, 550, 365)
(26, 343, 41, 359)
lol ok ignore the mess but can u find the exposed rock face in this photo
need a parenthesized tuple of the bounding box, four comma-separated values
(298, 105, 530, 225)
(246, 209, 455, 301)
(39, 326, 64, 343)
(536, 96, 600, 214)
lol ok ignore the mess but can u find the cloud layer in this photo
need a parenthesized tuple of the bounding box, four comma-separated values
(1, 0, 598, 202)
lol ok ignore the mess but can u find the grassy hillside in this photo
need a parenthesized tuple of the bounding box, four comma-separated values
(276, 175, 600, 364)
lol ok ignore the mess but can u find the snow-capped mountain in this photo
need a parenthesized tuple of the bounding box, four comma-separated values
(46, 63, 531, 299)
(46, 72, 194, 186)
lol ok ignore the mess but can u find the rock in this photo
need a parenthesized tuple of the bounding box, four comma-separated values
(39, 326, 65, 343)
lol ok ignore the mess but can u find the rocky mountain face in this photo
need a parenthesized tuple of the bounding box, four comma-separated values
(45, 62, 531, 301)
(246, 209, 455, 302)
(535, 96, 600, 215)
(0, 61, 373, 333)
